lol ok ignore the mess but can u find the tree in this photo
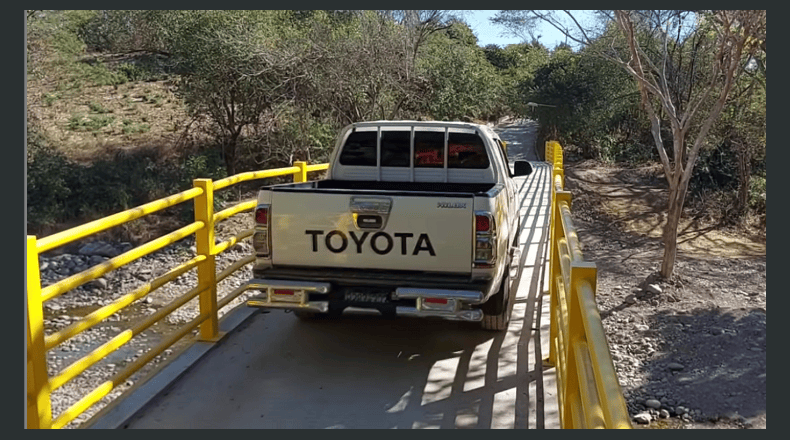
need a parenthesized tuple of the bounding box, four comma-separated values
(494, 10, 766, 279)
(417, 21, 504, 121)
(162, 11, 310, 175)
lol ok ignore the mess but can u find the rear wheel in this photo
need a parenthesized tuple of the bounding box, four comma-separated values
(292, 305, 342, 320)
(293, 309, 321, 320)
(481, 261, 512, 331)
(481, 222, 520, 331)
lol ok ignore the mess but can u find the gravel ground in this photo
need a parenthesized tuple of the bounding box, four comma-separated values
(564, 160, 767, 429)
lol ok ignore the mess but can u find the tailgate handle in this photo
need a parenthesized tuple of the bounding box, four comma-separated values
(350, 197, 392, 230)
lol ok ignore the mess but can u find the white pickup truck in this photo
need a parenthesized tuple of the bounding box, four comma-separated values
(246, 120, 532, 330)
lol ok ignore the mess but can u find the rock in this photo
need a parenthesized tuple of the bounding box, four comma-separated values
(659, 409, 670, 419)
(39, 261, 49, 271)
(667, 362, 685, 371)
(625, 295, 637, 304)
(645, 284, 662, 294)
(633, 412, 652, 424)
(87, 278, 108, 290)
(645, 399, 662, 409)
(79, 242, 120, 258)
(721, 411, 743, 422)
(635, 324, 649, 332)
(675, 406, 687, 415)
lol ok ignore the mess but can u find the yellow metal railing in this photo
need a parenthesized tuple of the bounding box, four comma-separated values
(545, 141, 632, 429)
(26, 161, 329, 429)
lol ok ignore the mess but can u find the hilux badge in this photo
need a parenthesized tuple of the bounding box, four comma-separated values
(437, 202, 467, 209)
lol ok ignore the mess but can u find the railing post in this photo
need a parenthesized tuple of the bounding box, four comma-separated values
(193, 179, 222, 342)
(27, 236, 51, 429)
(546, 141, 554, 164)
(293, 161, 307, 183)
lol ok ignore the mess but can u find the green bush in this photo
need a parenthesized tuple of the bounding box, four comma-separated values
(116, 62, 152, 82)
(42, 93, 60, 106)
(88, 101, 110, 113)
(749, 174, 766, 213)
(68, 114, 115, 132)
(121, 119, 151, 134)
(28, 116, 230, 231)
(27, 124, 73, 228)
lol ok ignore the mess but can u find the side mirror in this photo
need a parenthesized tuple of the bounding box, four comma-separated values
(513, 161, 532, 177)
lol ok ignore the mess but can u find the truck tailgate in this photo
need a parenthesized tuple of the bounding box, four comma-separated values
(270, 190, 474, 273)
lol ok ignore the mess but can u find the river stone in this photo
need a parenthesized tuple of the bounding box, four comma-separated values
(633, 412, 652, 424)
(79, 242, 120, 258)
(645, 399, 662, 409)
(87, 278, 108, 290)
(667, 362, 685, 371)
(645, 284, 662, 294)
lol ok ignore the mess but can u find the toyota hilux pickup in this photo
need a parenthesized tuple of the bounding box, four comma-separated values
(246, 120, 532, 330)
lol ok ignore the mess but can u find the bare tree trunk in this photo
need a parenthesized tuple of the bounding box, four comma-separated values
(661, 187, 683, 278)
(224, 131, 241, 177)
(735, 141, 751, 214)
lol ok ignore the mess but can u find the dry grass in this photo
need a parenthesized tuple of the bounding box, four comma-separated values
(28, 55, 211, 165)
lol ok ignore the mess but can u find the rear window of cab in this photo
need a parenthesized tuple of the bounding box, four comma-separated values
(339, 130, 490, 169)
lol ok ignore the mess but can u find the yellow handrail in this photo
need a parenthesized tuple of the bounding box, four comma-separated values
(26, 161, 328, 429)
(545, 141, 632, 429)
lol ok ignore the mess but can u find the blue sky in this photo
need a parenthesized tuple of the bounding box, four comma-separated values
(462, 10, 576, 49)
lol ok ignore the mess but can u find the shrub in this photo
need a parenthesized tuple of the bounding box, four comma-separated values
(749, 174, 766, 213)
(27, 124, 73, 228)
(88, 101, 110, 113)
(116, 62, 151, 82)
(68, 114, 115, 132)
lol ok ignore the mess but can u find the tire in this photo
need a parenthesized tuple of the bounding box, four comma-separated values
(481, 262, 512, 331)
(293, 309, 321, 320)
(292, 305, 342, 320)
(481, 220, 520, 331)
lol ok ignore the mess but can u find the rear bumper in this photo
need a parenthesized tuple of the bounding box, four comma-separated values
(242, 278, 485, 322)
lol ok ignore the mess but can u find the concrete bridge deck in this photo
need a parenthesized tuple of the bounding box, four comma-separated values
(87, 121, 561, 429)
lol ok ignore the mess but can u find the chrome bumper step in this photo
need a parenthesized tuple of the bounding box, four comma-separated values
(243, 278, 485, 322)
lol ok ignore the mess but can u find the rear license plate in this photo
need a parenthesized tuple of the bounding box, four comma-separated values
(344, 291, 390, 304)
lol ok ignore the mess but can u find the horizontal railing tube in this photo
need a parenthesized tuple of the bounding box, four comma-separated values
(576, 279, 632, 428)
(213, 228, 254, 257)
(44, 255, 206, 351)
(40, 221, 204, 302)
(213, 200, 256, 225)
(213, 167, 300, 191)
(24, 161, 329, 428)
(36, 187, 203, 254)
(48, 282, 208, 392)
(51, 311, 210, 429)
(546, 141, 632, 429)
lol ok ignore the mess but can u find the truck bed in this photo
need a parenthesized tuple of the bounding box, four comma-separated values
(267, 180, 497, 195)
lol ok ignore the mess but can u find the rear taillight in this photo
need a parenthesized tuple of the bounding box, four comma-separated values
(474, 212, 496, 268)
(255, 207, 269, 225)
(475, 215, 490, 233)
(254, 204, 272, 259)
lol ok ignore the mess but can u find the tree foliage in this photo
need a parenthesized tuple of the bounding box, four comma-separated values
(27, 9, 766, 239)
(492, 9, 767, 279)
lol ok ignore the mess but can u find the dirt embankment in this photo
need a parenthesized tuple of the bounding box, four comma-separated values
(563, 159, 766, 429)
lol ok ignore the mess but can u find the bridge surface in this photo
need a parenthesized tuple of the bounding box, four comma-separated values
(87, 120, 561, 429)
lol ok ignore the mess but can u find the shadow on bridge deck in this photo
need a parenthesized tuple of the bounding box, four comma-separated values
(85, 123, 559, 429)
